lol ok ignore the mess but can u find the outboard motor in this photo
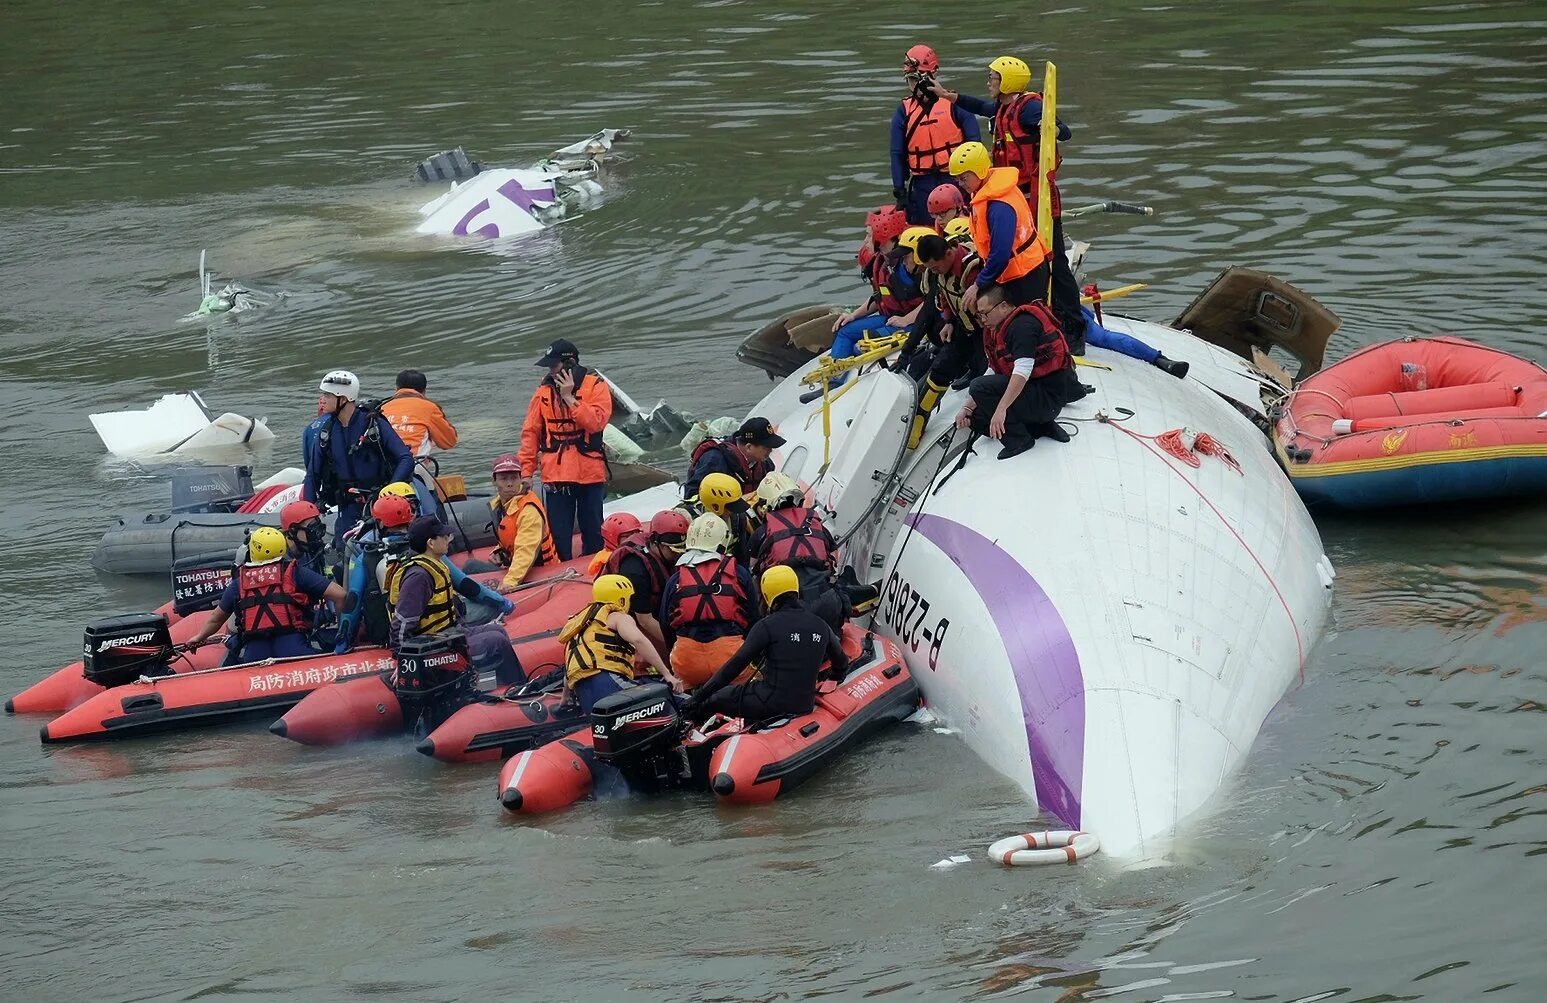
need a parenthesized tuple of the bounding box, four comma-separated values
(83, 613, 174, 687)
(170, 551, 237, 617)
(590, 682, 689, 791)
(392, 630, 478, 736)
(169, 465, 255, 514)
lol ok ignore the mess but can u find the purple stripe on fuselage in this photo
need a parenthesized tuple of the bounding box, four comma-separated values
(908, 514, 1084, 827)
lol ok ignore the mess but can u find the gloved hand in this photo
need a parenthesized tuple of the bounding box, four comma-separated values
(678, 695, 702, 718)
(892, 186, 906, 209)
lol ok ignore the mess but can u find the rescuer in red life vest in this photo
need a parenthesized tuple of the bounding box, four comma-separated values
(657, 513, 757, 690)
(181, 527, 347, 665)
(890, 44, 982, 226)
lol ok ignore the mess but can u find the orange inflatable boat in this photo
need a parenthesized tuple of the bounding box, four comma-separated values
(1275, 337, 1547, 509)
(497, 629, 920, 814)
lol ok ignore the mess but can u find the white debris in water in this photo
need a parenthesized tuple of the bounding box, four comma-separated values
(930, 855, 972, 870)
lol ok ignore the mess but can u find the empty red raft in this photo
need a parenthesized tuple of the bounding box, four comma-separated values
(497, 629, 920, 814)
(1274, 336, 1547, 509)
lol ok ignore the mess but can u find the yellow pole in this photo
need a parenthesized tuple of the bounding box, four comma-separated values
(1079, 282, 1148, 305)
(1037, 62, 1058, 305)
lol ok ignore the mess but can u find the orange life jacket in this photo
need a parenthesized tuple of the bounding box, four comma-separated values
(491, 492, 559, 568)
(525, 370, 610, 485)
(901, 95, 967, 175)
(381, 389, 458, 455)
(968, 168, 1049, 284)
(992, 92, 1062, 215)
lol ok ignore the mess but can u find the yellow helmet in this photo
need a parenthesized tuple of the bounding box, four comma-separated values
(379, 482, 416, 499)
(593, 574, 635, 612)
(247, 526, 288, 565)
(898, 225, 938, 264)
(685, 513, 731, 554)
(697, 472, 742, 517)
(948, 142, 991, 181)
(756, 472, 801, 510)
(761, 565, 801, 608)
(988, 55, 1032, 95)
(943, 216, 973, 245)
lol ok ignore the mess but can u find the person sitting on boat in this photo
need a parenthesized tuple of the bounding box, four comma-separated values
(388, 516, 524, 685)
(519, 339, 613, 561)
(560, 574, 681, 715)
(927, 182, 969, 232)
(303, 369, 416, 551)
(466, 453, 558, 592)
(957, 284, 1084, 459)
(603, 509, 688, 653)
(658, 513, 756, 690)
(693, 472, 759, 565)
(679, 566, 850, 723)
(942, 216, 973, 247)
(381, 369, 459, 458)
(890, 44, 981, 226)
(180, 527, 348, 665)
(827, 207, 923, 386)
(748, 473, 850, 632)
(683, 416, 784, 498)
(278, 500, 329, 576)
(335, 497, 510, 652)
(586, 512, 643, 577)
(899, 232, 988, 449)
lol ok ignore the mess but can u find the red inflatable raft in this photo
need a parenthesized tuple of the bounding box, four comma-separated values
(1275, 336, 1547, 509)
(498, 629, 919, 814)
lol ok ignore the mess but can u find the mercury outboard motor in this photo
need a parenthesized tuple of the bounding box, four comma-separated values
(392, 629, 478, 736)
(590, 682, 689, 791)
(83, 613, 174, 688)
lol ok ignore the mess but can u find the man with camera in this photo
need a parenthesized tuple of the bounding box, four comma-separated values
(889, 44, 981, 226)
(518, 339, 614, 560)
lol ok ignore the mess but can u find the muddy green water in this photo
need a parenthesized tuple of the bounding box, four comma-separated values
(3, 1, 1545, 999)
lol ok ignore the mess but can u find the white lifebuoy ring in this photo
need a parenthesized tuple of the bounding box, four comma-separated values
(988, 830, 1100, 866)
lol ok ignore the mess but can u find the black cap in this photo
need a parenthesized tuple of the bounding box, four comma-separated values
(535, 339, 580, 368)
(736, 416, 786, 448)
(407, 515, 452, 553)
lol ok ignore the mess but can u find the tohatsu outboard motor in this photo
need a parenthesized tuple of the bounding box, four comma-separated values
(590, 682, 690, 792)
(392, 629, 478, 736)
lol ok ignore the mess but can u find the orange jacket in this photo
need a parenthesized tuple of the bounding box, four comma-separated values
(381, 389, 459, 456)
(518, 369, 612, 485)
(968, 168, 1049, 284)
(900, 95, 967, 175)
(491, 492, 559, 587)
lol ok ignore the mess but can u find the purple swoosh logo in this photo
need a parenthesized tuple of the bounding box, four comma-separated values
(909, 513, 1084, 827)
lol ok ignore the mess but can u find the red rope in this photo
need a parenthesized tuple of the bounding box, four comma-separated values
(1193, 433, 1243, 475)
(1106, 421, 1306, 682)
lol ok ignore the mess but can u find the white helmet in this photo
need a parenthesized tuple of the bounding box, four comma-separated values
(319, 370, 360, 401)
(756, 472, 802, 510)
(684, 512, 731, 554)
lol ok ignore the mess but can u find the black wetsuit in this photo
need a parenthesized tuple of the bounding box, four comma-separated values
(688, 600, 849, 721)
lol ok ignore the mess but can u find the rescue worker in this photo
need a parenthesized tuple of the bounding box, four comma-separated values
(943, 216, 973, 247)
(900, 232, 988, 448)
(335, 496, 511, 652)
(695, 471, 757, 565)
(181, 527, 347, 664)
(679, 566, 850, 722)
(827, 206, 922, 385)
(658, 513, 756, 690)
(303, 370, 415, 550)
(389, 516, 524, 685)
(587, 512, 644, 577)
(381, 369, 459, 457)
(559, 575, 681, 715)
(946, 142, 1051, 318)
(603, 509, 688, 653)
(518, 339, 613, 561)
(927, 181, 970, 232)
(683, 417, 784, 498)
(748, 473, 849, 633)
(890, 44, 981, 226)
(957, 284, 1084, 459)
(278, 500, 328, 576)
(478, 453, 558, 592)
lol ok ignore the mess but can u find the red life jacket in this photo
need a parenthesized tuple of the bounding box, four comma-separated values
(900, 95, 967, 175)
(754, 506, 833, 575)
(604, 537, 668, 601)
(992, 92, 1062, 216)
(667, 557, 750, 631)
(867, 253, 925, 318)
(235, 559, 310, 639)
(688, 439, 770, 495)
(982, 301, 1070, 380)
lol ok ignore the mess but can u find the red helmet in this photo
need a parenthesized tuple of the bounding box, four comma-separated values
(866, 206, 909, 245)
(371, 494, 414, 530)
(856, 238, 876, 272)
(601, 512, 643, 551)
(926, 183, 966, 214)
(647, 509, 690, 545)
(904, 44, 939, 74)
(279, 500, 322, 532)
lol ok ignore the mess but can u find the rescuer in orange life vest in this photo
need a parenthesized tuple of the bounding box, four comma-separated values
(463, 453, 561, 593)
(518, 339, 613, 561)
(890, 44, 982, 227)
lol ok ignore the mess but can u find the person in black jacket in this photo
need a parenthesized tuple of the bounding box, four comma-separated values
(680, 566, 849, 722)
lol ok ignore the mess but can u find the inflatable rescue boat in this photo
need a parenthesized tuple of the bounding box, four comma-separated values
(1274, 336, 1547, 509)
